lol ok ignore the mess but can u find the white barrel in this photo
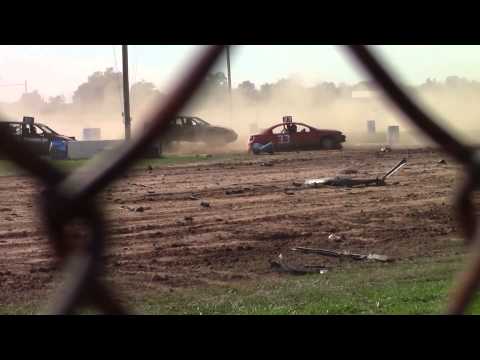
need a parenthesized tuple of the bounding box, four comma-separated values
(387, 126, 400, 146)
(367, 120, 376, 134)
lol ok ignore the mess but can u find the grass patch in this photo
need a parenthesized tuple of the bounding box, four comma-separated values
(0, 161, 25, 176)
(0, 302, 40, 315)
(3, 253, 480, 315)
(0, 153, 249, 176)
(126, 253, 480, 315)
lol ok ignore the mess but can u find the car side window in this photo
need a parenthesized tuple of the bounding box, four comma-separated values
(271, 125, 285, 135)
(193, 117, 206, 126)
(33, 125, 44, 136)
(23, 124, 39, 137)
(175, 118, 184, 126)
(8, 124, 22, 136)
(296, 125, 310, 133)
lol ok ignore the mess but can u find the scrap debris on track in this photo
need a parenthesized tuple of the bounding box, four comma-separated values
(291, 246, 392, 262)
(0, 148, 465, 304)
(304, 158, 407, 188)
(270, 254, 328, 275)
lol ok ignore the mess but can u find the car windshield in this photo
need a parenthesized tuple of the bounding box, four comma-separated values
(193, 117, 210, 126)
(37, 124, 57, 135)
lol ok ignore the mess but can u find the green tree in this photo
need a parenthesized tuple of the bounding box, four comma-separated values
(131, 80, 162, 105)
(193, 71, 229, 106)
(18, 91, 45, 112)
(237, 80, 258, 101)
(44, 95, 66, 113)
(205, 72, 228, 89)
(259, 83, 273, 101)
(72, 67, 123, 109)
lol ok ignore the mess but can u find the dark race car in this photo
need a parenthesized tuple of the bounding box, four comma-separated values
(248, 116, 346, 153)
(163, 116, 238, 146)
(0, 117, 76, 158)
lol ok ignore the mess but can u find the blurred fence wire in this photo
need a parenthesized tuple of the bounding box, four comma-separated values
(0, 45, 477, 314)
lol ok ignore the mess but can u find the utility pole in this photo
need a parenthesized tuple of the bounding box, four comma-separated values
(122, 45, 132, 140)
(226, 46, 232, 93)
(226, 45, 232, 124)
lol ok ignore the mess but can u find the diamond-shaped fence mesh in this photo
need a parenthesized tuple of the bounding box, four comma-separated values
(0, 45, 477, 314)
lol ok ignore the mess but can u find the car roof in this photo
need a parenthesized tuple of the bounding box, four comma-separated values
(0, 121, 47, 126)
(264, 122, 318, 132)
(253, 122, 342, 135)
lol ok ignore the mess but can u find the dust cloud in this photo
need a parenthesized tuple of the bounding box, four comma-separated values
(1, 77, 479, 152)
(181, 83, 478, 150)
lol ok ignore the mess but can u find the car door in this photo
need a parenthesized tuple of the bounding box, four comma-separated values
(172, 117, 185, 141)
(182, 117, 197, 142)
(33, 124, 52, 154)
(6, 123, 22, 140)
(271, 124, 292, 151)
(289, 124, 317, 150)
(190, 118, 208, 142)
(166, 117, 186, 142)
(22, 123, 50, 155)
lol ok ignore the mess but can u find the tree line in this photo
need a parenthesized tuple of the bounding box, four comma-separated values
(0, 67, 477, 120)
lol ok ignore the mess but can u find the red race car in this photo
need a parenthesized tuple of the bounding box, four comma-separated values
(248, 116, 346, 153)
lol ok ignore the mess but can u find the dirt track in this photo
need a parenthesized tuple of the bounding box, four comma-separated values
(0, 148, 468, 305)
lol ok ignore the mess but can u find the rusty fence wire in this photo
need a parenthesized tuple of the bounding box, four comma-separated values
(0, 45, 477, 314)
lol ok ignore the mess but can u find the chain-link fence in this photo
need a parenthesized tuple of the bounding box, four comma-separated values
(0, 45, 477, 314)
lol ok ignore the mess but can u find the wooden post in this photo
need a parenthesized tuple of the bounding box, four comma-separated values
(122, 45, 131, 140)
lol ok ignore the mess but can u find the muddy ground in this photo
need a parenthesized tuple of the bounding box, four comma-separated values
(0, 148, 471, 306)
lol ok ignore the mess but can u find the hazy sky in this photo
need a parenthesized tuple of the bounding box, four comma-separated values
(0, 45, 479, 102)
